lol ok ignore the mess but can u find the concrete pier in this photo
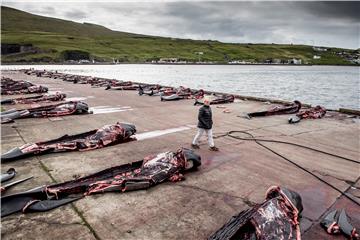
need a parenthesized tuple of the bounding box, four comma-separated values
(1, 70, 359, 240)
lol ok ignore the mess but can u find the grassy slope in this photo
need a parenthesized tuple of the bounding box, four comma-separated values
(1, 6, 354, 64)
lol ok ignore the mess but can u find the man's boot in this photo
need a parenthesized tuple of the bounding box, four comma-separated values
(209, 146, 219, 151)
(191, 144, 200, 149)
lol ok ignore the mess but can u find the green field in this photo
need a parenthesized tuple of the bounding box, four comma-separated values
(1, 6, 356, 65)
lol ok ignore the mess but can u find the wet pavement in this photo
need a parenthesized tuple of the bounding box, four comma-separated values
(1, 70, 359, 240)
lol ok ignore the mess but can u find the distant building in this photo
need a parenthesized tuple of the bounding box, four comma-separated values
(228, 60, 253, 64)
(229, 60, 242, 64)
(158, 58, 178, 63)
(313, 55, 321, 59)
(79, 59, 90, 64)
(294, 59, 302, 64)
(288, 58, 302, 64)
(313, 46, 328, 52)
(351, 58, 360, 64)
(264, 59, 272, 64)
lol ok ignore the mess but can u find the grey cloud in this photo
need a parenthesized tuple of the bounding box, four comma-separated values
(297, 1, 360, 22)
(6, 2, 56, 17)
(157, 1, 359, 47)
(64, 10, 87, 20)
(35, 6, 56, 15)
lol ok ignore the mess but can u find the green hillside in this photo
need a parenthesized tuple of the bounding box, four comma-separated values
(1, 6, 357, 64)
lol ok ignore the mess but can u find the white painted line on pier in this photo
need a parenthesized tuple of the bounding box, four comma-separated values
(66, 97, 88, 101)
(135, 125, 194, 141)
(89, 106, 134, 114)
(65, 96, 96, 101)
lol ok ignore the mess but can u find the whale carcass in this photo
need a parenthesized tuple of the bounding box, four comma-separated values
(161, 87, 204, 101)
(288, 105, 326, 124)
(1, 148, 200, 217)
(1, 93, 66, 105)
(0, 101, 89, 123)
(194, 94, 235, 105)
(209, 186, 303, 240)
(1, 78, 48, 95)
(1, 122, 136, 162)
(245, 101, 302, 118)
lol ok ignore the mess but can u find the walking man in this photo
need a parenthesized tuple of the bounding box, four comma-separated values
(191, 98, 219, 151)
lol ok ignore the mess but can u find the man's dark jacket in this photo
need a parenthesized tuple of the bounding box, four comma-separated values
(198, 105, 213, 129)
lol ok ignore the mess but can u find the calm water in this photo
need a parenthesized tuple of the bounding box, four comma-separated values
(2, 64, 359, 110)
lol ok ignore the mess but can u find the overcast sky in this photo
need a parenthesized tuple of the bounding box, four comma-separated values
(2, 1, 360, 49)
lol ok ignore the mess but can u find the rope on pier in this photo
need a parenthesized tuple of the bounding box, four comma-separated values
(214, 130, 360, 207)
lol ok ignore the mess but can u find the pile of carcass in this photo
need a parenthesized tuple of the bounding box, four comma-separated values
(0, 101, 89, 124)
(21, 69, 237, 105)
(244, 101, 302, 119)
(1, 92, 66, 105)
(194, 93, 235, 105)
(105, 81, 140, 90)
(139, 85, 207, 101)
(157, 86, 203, 101)
(1, 77, 48, 95)
(288, 105, 327, 124)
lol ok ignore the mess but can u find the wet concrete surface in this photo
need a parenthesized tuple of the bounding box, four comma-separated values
(1, 70, 359, 239)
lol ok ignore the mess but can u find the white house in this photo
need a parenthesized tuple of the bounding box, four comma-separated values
(288, 58, 302, 64)
(313, 55, 321, 59)
(313, 46, 328, 52)
(158, 58, 178, 63)
(351, 58, 360, 64)
(79, 59, 90, 64)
